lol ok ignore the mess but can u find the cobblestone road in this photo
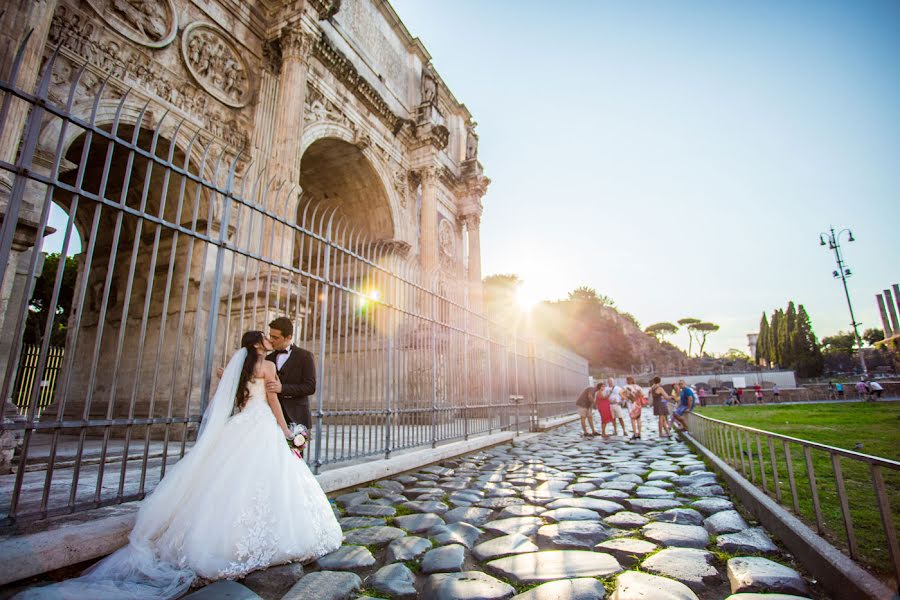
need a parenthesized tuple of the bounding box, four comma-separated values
(31, 417, 830, 600)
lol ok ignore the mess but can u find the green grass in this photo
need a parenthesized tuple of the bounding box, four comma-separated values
(694, 402, 900, 580)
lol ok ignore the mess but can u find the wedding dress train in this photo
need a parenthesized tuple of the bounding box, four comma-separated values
(17, 350, 342, 599)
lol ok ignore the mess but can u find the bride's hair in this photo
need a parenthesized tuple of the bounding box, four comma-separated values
(236, 330, 265, 411)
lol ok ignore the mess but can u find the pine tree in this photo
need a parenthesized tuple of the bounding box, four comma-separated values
(794, 304, 823, 376)
(781, 302, 797, 368)
(756, 313, 769, 365)
(769, 310, 782, 367)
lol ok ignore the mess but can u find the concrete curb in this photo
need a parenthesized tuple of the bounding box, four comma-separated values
(682, 431, 895, 600)
(0, 429, 521, 586)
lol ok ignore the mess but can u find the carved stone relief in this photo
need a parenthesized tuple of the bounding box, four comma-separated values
(86, 0, 177, 48)
(304, 85, 356, 132)
(438, 217, 455, 258)
(181, 23, 253, 108)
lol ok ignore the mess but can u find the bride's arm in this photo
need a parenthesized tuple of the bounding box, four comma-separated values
(263, 362, 292, 437)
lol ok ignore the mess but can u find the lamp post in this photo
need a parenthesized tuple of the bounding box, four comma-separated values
(819, 226, 867, 375)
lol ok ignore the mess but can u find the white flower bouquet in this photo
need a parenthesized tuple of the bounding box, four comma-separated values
(287, 423, 309, 458)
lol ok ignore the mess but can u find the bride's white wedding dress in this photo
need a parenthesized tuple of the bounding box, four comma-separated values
(17, 350, 342, 599)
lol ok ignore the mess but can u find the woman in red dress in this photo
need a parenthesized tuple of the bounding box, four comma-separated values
(595, 382, 613, 438)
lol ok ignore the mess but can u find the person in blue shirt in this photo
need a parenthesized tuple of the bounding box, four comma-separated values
(672, 379, 696, 432)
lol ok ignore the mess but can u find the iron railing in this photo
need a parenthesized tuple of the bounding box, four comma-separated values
(13, 346, 65, 417)
(687, 412, 900, 585)
(0, 43, 588, 527)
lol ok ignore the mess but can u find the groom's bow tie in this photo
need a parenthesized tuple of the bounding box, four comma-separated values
(274, 348, 289, 355)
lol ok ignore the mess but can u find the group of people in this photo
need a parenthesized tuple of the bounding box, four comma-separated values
(575, 376, 698, 440)
(828, 379, 885, 401)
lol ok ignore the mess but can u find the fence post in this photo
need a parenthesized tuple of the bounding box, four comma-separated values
(528, 337, 538, 431)
(312, 214, 334, 475)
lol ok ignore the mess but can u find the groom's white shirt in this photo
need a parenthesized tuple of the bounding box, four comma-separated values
(275, 346, 292, 370)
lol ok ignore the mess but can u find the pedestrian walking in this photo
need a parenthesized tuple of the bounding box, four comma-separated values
(697, 387, 707, 407)
(855, 379, 869, 401)
(595, 382, 614, 438)
(835, 382, 845, 399)
(772, 384, 780, 400)
(736, 387, 744, 404)
(576, 385, 599, 437)
(869, 380, 884, 400)
(607, 377, 629, 437)
(624, 376, 645, 440)
(754, 384, 763, 404)
(650, 377, 671, 437)
(828, 381, 837, 400)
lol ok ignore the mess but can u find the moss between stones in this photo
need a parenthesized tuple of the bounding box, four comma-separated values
(357, 587, 390, 599)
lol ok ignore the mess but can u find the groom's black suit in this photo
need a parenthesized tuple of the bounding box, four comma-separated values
(266, 345, 316, 429)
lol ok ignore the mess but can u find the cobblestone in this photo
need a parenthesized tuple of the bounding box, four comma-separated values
(173, 418, 821, 599)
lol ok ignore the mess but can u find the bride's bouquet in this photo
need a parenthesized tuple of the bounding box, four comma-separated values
(287, 423, 309, 459)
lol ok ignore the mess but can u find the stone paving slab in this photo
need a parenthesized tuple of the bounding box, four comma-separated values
(157, 418, 824, 600)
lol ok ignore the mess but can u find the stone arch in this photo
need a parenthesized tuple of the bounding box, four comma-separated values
(299, 123, 406, 243)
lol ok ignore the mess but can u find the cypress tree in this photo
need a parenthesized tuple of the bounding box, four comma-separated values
(756, 313, 769, 365)
(769, 309, 782, 367)
(795, 304, 823, 376)
(781, 302, 797, 368)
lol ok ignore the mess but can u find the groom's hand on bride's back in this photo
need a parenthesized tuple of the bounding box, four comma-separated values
(217, 367, 224, 378)
(266, 379, 282, 394)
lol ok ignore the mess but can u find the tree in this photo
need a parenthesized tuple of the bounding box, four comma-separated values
(863, 328, 885, 346)
(690, 322, 720, 356)
(645, 322, 678, 343)
(777, 302, 796, 369)
(24, 253, 79, 346)
(483, 274, 522, 321)
(756, 313, 769, 365)
(794, 304, 823, 377)
(821, 331, 856, 354)
(768, 310, 782, 367)
(677, 318, 701, 355)
(567, 286, 615, 307)
(722, 348, 750, 362)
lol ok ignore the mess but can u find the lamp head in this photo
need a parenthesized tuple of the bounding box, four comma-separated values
(833, 270, 840, 278)
(848, 231, 855, 242)
(819, 235, 826, 246)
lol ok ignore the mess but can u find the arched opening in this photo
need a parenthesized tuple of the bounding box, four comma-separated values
(42, 123, 212, 428)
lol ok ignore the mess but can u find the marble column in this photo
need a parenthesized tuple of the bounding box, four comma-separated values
(876, 294, 893, 338)
(885, 288, 900, 334)
(271, 25, 314, 185)
(461, 211, 483, 313)
(419, 167, 439, 276)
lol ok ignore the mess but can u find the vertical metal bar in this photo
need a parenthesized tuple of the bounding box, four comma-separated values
(784, 440, 800, 514)
(736, 428, 747, 476)
(312, 214, 333, 474)
(830, 453, 858, 559)
(768, 437, 781, 502)
(756, 434, 767, 493)
(804, 446, 825, 534)
(870, 464, 900, 585)
(745, 431, 756, 483)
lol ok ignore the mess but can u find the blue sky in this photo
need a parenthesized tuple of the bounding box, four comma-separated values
(43, 0, 900, 356)
(388, 0, 900, 354)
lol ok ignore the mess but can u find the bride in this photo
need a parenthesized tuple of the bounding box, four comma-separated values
(17, 331, 343, 599)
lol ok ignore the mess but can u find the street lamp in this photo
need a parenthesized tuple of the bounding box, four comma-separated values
(819, 226, 866, 375)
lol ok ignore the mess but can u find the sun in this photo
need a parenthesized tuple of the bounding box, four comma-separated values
(515, 284, 541, 311)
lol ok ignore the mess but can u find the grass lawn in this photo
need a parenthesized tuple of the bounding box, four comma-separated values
(694, 402, 900, 581)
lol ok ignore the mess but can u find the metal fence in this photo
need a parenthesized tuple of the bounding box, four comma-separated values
(687, 412, 900, 585)
(0, 46, 588, 527)
(13, 346, 65, 416)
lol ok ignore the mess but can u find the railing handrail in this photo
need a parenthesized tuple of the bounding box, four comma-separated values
(690, 411, 900, 469)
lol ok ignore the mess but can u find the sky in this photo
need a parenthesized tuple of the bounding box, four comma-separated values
(42, 0, 900, 356)
(386, 0, 900, 355)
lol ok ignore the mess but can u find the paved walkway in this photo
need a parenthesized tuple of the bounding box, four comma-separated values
(12, 415, 825, 600)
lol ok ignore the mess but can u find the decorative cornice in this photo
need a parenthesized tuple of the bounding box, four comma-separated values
(311, 32, 408, 135)
(309, 0, 342, 20)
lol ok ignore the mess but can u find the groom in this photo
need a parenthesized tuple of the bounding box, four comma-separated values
(265, 317, 316, 431)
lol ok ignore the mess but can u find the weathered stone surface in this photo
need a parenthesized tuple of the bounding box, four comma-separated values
(346, 503, 397, 517)
(704, 510, 749, 535)
(691, 498, 734, 516)
(477, 497, 526, 509)
(635, 485, 676, 498)
(342, 525, 406, 546)
(653, 508, 704, 526)
(601, 481, 637, 492)
(612, 570, 700, 600)
(385, 536, 432, 562)
(376, 480, 406, 493)
(316, 545, 377, 570)
(444, 506, 496, 526)
(642, 522, 710, 548)
(394, 512, 445, 533)
(544, 497, 624, 515)
(401, 500, 449, 514)
(429, 521, 484, 548)
(727, 557, 810, 596)
(183, 581, 261, 600)
(603, 511, 649, 529)
(536, 520, 613, 549)
(647, 470, 677, 480)
(483, 516, 544, 536)
(241, 563, 304, 600)
(723, 595, 812, 600)
(335, 491, 370, 508)
(283, 571, 362, 600)
(473, 533, 539, 561)
(498, 504, 546, 519)
(586, 488, 630, 501)
(717, 528, 779, 554)
(641, 548, 721, 592)
(422, 571, 515, 600)
(565, 482, 597, 494)
(594, 538, 657, 567)
(339, 516, 386, 530)
(624, 498, 683, 513)
(367, 563, 417, 599)
(422, 543, 466, 574)
(486, 550, 622, 584)
(680, 484, 726, 497)
(510, 578, 607, 600)
(540, 507, 601, 522)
